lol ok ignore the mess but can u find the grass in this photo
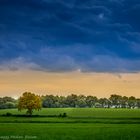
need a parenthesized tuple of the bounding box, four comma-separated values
(1, 108, 140, 118)
(0, 123, 140, 140)
(0, 108, 140, 140)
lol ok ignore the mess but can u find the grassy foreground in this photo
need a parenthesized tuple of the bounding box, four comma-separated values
(0, 108, 140, 140)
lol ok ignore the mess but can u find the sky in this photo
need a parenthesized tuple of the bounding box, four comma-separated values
(0, 0, 140, 97)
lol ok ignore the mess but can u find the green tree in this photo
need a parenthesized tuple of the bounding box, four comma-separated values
(0, 97, 16, 109)
(86, 96, 98, 107)
(128, 96, 136, 108)
(121, 96, 128, 108)
(76, 95, 87, 107)
(109, 94, 122, 108)
(18, 92, 41, 116)
(42, 95, 60, 108)
(136, 99, 140, 108)
(99, 98, 110, 108)
(5, 102, 16, 108)
(65, 94, 78, 107)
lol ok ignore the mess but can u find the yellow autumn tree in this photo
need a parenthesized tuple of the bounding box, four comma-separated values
(18, 92, 42, 116)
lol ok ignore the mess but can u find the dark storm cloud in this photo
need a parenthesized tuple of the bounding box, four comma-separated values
(0, 0, 140, 72)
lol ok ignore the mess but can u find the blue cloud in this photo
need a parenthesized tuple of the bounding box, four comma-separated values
(0, 0, 140, 72)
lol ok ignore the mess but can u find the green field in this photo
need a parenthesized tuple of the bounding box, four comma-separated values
(0, 108, 140, 140)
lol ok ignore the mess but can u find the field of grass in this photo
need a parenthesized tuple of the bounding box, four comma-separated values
(0, 108, 140, 140)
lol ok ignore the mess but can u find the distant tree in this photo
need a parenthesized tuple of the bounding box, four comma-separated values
(5, 102, 16, 109)
(99, 98, 110, 108)
(76, 95, 87, 107)
(3, 97, 15, 103)
(121, 96, 128, 108)
(18, 92, 41, 116)
(128, 96, 136, 108)
(0, 98, 4, 108)
(42, 95, 62, 108)
(42, 95, 57, 108)
(86, 96, 98, 107)
(136, 99, 140, 108)
(109, 94, 122, 108)
(65, 94, 78, 107)
(94, 102, 102, 108)
(0, 97, 16, 109)
(59, 96, 67, 107)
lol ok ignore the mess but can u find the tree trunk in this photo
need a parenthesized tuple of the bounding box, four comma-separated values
(26, 109, 33, 116)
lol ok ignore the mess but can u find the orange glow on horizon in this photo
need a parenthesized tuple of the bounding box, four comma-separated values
(0, 70, 140, 98)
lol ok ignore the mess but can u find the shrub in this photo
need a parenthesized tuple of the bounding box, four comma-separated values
(62, 113, 67, 117)
(5, 112, 12, 116)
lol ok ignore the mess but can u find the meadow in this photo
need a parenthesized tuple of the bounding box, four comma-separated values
(0, 108, 140, 140)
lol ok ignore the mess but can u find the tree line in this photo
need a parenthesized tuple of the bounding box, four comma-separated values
(0, 93, 140, 109)
(0, 97, 17, 109)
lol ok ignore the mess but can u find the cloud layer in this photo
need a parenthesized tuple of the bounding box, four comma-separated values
(0, 0, 140, 72)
